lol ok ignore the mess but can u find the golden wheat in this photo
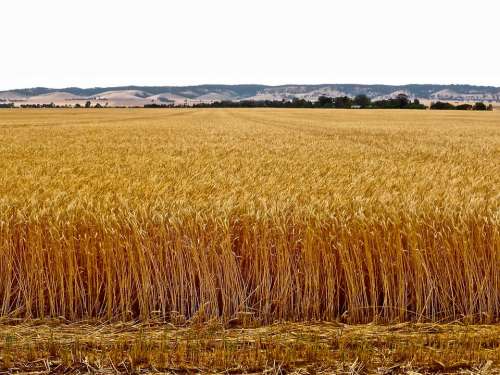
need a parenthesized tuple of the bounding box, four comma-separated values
(0, 108, 498, 323)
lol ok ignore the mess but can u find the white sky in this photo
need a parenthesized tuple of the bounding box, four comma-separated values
(0, 0, 499, 90)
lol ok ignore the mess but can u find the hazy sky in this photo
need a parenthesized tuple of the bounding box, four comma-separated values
(1, 0, 499, 90)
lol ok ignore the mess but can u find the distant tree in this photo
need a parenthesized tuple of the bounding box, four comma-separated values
(455, 104, 473, 110)
(317, 96, 333, 107)
(291, 97, 312, 108)
(95, 103, 102, 108)
(353, 94, 371, 108)
(396, 93, 410, 108)
(334, 96, 352, 108)
(144, 103, 173, 108)
(487, 104, 493, 111)
(431, 101, 456, 110)
(407, 99, 427, 110)
(473, 102, 487, 111)
(74, 103, 81, 108)
(85, 101, 92, 108)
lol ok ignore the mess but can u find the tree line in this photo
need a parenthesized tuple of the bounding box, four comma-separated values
(191, 94, 494, 111)
(1, 95, 494, 110)
(191, 94, 427, 109)
(14, 101, 109, 109)
(430, 101, 493, 111)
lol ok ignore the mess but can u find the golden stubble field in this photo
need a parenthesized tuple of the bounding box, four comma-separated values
(0, 108, 498, 373)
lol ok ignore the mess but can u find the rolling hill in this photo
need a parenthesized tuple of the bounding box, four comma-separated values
(2, 84, 499, 106)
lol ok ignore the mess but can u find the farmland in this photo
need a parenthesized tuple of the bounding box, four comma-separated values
(0, 108, 499, 373)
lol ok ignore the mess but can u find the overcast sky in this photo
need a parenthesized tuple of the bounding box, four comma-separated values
(0, 0, 499, 90)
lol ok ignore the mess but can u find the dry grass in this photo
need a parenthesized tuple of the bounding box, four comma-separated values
(0, 320, 499, 373)
(0, 108, 498, 324)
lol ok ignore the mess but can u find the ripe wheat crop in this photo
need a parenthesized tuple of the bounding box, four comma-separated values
(0, 108, 498, 323)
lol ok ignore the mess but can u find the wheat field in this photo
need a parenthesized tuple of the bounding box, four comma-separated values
(0, 108, 498, 325)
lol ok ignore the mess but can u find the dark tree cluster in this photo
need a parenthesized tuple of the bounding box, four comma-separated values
(193, 99, 314, 108)
(372, 94, 426, 109)
(16, 101, 111, 109)
(353, 94, 372, 108)
(0, 103, 15, 108)
(430, 101, 493, 111)
(20, 103, 57, 108)
(144, 103, 175, 108)
(192, 93, 427, 110)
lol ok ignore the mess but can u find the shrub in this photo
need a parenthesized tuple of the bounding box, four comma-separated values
(473, 102, 487, 111)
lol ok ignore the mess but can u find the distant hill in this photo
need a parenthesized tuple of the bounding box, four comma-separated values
(1, 84, 499, 106)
